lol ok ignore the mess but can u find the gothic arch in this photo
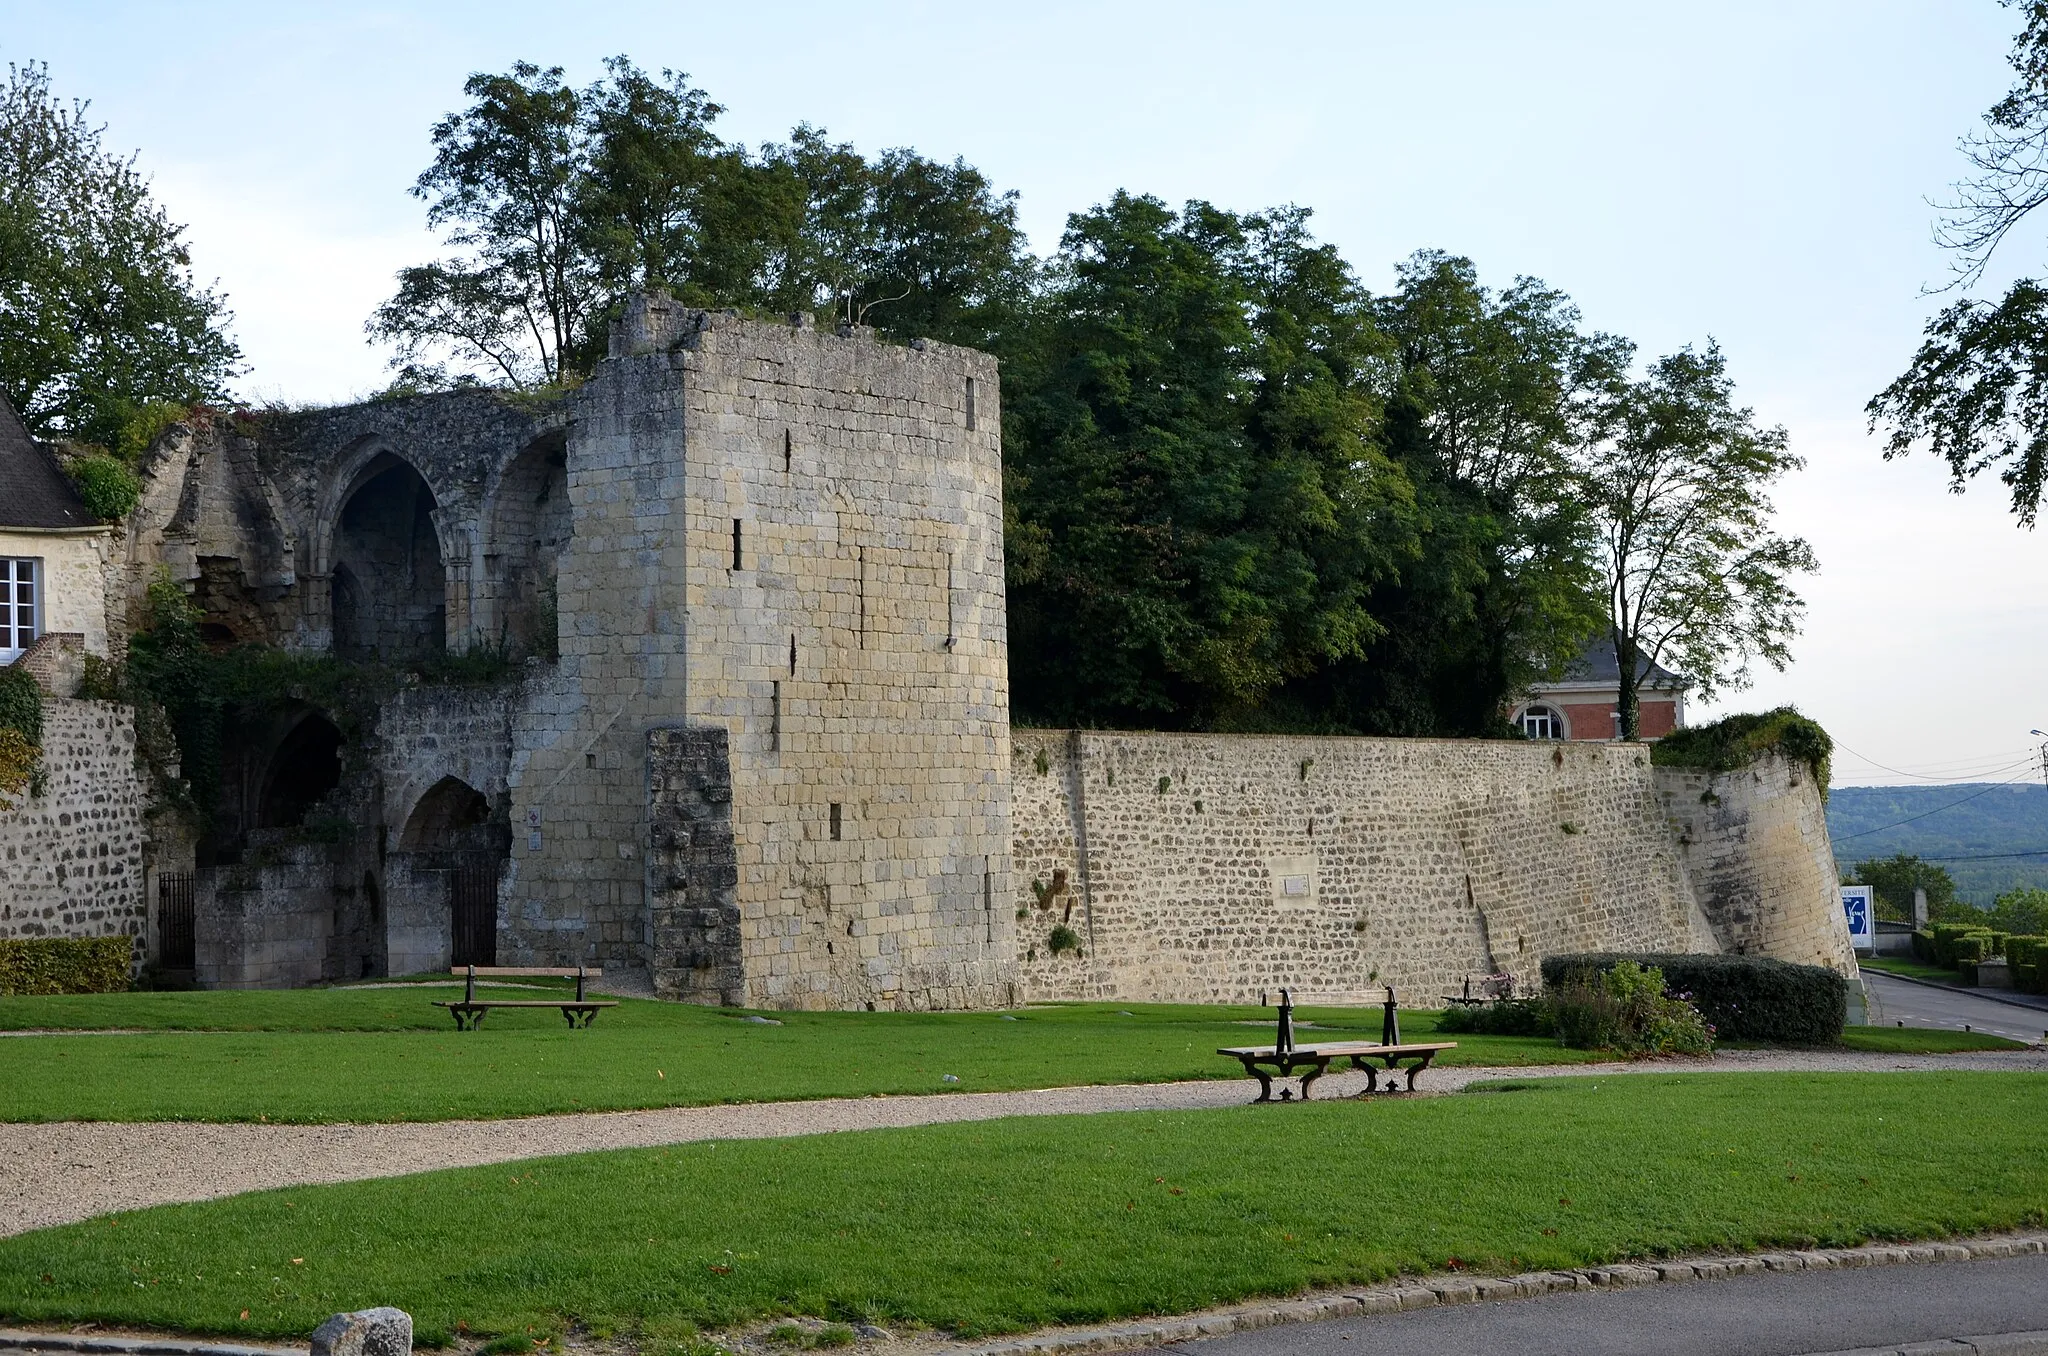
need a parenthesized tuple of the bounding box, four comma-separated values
(480, 431, 569, 658)
(327, 451, 448, 661)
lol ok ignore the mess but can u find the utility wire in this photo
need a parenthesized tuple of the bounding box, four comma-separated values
(1831, 742, 2037, 782)
(1912, 849, 2048, 862)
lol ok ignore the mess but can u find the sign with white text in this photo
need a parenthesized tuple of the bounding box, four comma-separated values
(1841, 884, 1875, 953)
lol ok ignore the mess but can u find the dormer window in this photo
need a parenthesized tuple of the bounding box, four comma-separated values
(1520, 704, 1565, 741)
(0, 558, 38, 662)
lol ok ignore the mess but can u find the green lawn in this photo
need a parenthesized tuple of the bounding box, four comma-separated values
(1, 1073, 2042, 1343)
(0, 993, 1607, 1123)
(0, 986, 2022, 1124)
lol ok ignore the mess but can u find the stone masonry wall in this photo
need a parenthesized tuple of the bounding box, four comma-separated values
(1011, 729, 1724, 1004)
(647, 725, 743, 1005)
(0, 700, 148, 957)
(1656, 753, 1855, 973)
(673, 312, 1014, 1009)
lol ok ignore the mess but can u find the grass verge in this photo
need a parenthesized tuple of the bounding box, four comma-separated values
(1860, 957, 1970, 985)
(0, 1073, 2041, 1342)
(1836, 1026, 2029, 1054)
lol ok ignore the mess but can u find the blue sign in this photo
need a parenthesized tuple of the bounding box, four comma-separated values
(1840, 885, 1874, 951)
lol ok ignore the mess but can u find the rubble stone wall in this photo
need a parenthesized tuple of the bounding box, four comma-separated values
(1010, 728, 1739, 1004)
(0, 700, 148, 955)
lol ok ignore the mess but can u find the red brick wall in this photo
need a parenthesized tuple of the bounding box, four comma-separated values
(1554, 697, 1678, 741)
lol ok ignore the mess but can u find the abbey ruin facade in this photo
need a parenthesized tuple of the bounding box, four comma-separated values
(0, 296, 1856, 1003)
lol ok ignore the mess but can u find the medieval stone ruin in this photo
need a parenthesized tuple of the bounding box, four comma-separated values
(0, 296, 1855, 1005)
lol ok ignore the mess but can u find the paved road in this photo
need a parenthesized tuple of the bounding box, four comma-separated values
(1144, 1253, 2048, 1356)
(1863, 970, 2048, 1043)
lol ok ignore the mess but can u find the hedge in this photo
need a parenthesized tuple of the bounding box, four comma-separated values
(1541, 952, 1847, 1045)
(0, 936, 135, 995)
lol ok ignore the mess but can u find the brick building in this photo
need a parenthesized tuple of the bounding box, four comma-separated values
(1509, 638, 1690, 742)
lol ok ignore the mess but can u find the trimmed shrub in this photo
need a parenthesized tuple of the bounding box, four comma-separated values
(1541, 951, 1847, 1045)
(1911, 929, 1934, 962)
(1438, 998, 1553, 1037)
(1952, 934, 1988, 965)
(0, 936, 134, 994)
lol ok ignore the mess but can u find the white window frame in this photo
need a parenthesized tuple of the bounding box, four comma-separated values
(1519, 704, 1566, 741)
(0, 557, 40, 663)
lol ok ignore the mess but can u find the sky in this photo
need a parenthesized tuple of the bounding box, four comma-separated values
(5, 1, 2042, 788)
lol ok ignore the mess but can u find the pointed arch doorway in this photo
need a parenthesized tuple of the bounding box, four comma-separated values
(399, 775, 507, 968)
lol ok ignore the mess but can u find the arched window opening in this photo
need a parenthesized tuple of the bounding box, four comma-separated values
(485, 434, 568, 660)
(332, 456, 445, 661)
(258, 714, 344, 828)
(1519, 705, 1566, 741)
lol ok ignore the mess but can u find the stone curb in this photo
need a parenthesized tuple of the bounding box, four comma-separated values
(1798, 1333, 2048, 1355)
(0, 1333, 296, 1356)
(953, 1232, 2048, 1356)
(4, 1234, 2045, 1356)
(1863, 968, 2048, 1020)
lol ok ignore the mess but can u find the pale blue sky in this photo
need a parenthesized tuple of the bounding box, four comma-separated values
(4, 2, 2039, 784)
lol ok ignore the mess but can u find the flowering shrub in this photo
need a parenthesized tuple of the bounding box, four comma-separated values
(1546, 960, 1713, 1056)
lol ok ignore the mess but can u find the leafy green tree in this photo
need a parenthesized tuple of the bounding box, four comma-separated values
(370, 62, 592, 387)
(374, 61, 1033, 385)
(1868, 2, 2048, 523)
(1846, 853, 1957, 922)
(577, 58, 729, 299)
(1991, 885, 2048, 935)
(1304, 252, 1617, 735)
(1588, 345, 1816, 739)
(0, 62, 239, 448)
(1003, 194, 1412, 727)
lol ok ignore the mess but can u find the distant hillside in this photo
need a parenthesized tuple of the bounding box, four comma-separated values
(1827, 782, 2048, 904)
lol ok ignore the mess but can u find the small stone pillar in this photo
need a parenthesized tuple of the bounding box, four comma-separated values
(1913, 887, 1928, 929)
(311, 1307, 412, 1356)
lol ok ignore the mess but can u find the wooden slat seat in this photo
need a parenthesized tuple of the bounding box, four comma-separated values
(1218, 986, 1453, 1100)
(433, 965, 618, 1030)
(1216, 1041, 1457, 1100)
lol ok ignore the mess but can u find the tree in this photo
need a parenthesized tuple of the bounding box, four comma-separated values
(576, 58, 728, 299)
(370, 62, 591, 387)
(0, 62, 239, 449)
(1587, 345, 1816, 739)
(373, 60, 1034, 386)
(1868, 2, 2048, 523)
(1846, 852, 1957, 922)
(1002, 194, 1412, 727)
(1310, 252, 1618, 736)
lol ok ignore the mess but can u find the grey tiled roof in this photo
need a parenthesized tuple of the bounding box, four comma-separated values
(0, 392, 97, 530)
(1545, 638, 1690, 689)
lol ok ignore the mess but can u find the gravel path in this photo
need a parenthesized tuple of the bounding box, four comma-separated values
(4, 1048, 2042, 1239)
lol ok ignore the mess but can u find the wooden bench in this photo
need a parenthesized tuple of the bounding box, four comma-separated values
(1441, 971, 1519, 1007)
(1216, 1040, 1458, 1100)
(434, 965, 618, 1030)
(1217, 986, 1455, 1101)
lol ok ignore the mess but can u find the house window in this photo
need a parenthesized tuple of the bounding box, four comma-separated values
(1520, 704, 1564, 741)
(0, 558, 39, 661)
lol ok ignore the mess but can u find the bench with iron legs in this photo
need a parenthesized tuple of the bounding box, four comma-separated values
(1215, 1040, 1458, 1100)
(434, 965, 618, 1030)
(1216, 985, 1456, 1101)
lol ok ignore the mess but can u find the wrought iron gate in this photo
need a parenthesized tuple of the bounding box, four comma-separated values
(450, 857, 498, 967)
(157, 872, 196, 969)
